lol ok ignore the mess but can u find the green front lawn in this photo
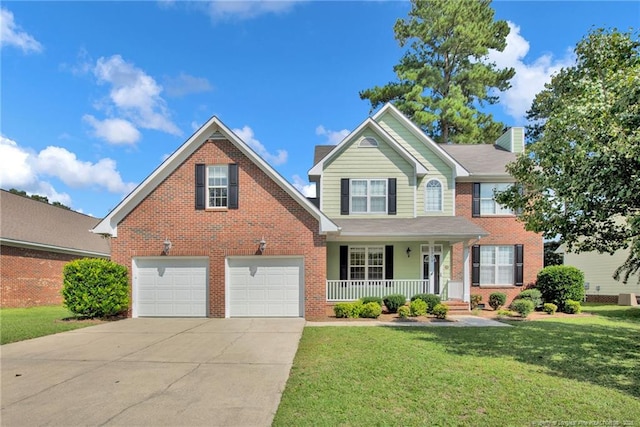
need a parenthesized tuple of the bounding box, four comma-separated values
(274, 305, 640, 426)
(0, 306, 103, 345)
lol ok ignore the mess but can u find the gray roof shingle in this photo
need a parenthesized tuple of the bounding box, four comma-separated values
(440, 144, 515, 175)
(0, 190, 110, 256)
(313, 145, 335, 166)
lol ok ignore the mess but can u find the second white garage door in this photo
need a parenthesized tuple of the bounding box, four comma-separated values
(227, 257, 303, 317)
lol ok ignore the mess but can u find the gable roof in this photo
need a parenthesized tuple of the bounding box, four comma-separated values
(0, 190, 110, 257)
(314, 145, 334, 166)
(440, 144, 515, 177)
(308, 117, 428, 177)
(92, 117, 339, 237)
(372, 103, 469, 177)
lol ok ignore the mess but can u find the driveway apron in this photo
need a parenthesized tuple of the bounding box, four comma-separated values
(1, 318, 305, 427)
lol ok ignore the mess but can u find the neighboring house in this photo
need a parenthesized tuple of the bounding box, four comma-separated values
(309, 103, 543, 309)
(0, 190, 110, 308)
(91, 104, 542, 319)
(559, 246, 640, 303)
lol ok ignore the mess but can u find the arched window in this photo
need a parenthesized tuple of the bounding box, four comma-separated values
(425, 179, 442, 212)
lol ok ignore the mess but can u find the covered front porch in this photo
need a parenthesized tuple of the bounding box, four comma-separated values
(325, 217, 488, 304)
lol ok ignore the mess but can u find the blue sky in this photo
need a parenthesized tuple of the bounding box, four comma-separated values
(1, 1, 638, 217)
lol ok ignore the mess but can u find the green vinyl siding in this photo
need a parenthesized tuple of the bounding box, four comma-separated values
(322, 128, 415, 218)
(376, 112, 454, 216)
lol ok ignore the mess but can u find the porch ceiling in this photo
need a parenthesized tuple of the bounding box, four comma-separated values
(330, 216, 488, 242)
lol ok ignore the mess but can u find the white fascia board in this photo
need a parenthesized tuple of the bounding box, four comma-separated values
(456, 174, 515, 183)
(372, 103, 469, 177)
(0, 238, 110, 258)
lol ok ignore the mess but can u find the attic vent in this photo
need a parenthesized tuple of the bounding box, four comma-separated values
(208, 130, 226, 140)
(359, 137, 378, 147)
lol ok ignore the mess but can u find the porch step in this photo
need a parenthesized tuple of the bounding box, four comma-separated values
(444, 300, 470, 313)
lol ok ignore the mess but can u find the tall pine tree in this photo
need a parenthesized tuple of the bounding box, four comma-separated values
(360, 0, 514, 144)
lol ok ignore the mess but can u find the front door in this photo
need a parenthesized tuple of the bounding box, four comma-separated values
(423, 253, 441, 295)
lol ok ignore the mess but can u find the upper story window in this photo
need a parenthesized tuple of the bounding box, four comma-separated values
(207, 165, 228, 208)
(424, 179, 443, 212)
(473, 183, 514, 216)
(358, 137, 378, 148)
(351, 179, 387, 214)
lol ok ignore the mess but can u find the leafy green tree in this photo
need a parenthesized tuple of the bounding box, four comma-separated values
(360, 0, 514, 144)
(544, 241, 563, 267)
(8, 188, 71, 210)
(497, 29, 640, 283)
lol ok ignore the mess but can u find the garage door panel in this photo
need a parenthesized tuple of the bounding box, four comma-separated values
(228, 257, 303, 317)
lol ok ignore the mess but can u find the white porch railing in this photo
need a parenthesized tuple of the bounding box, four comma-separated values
(327, 280, 431, 302)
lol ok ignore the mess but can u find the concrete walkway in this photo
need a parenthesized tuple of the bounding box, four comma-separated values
(1, 318, 305, 427)
(306, 315, 511, 327)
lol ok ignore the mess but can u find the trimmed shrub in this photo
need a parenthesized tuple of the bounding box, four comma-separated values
(536, 265, 585, 311)
(432, 303, 449, 319)
(360, 302, 382, 318)
(514, 289, 543, 309)
(360, 296, 383, 307)
(398, 305, 410, 319)
(496, 309, 512, 317)
(488, 292, 507, 310)
(411, 293, 441, 314)
(409, 298, 428, 317)
(383, 294, 406, 313)
(564, 299, 582, 314)
(543, 303, 558, 315)
(62, 258, 129, 318)
(511, 299, 534, 318)
(470, 294, 482, 310)
(334, 302, 352, 318)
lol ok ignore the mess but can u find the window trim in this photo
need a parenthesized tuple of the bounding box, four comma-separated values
(472, 244, 523, 287)
(206, 165, 229, 209)
(479, 245, 514, 286)
(350, 179, 388, 214)
(424, 178, 443, 212)
(476, 182, 515, 216)
(348, 246, 385, 281)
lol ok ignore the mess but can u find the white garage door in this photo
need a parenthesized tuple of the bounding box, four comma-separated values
(227, 257, 303, 317)
(134, 257, 208, 317)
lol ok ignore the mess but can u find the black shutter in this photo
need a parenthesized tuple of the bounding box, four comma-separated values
(340, 178, 349, 215)
(195, 164, 206, 210)
(228, 164, 238, 209)
(514, 244, 524, 286)
(385, 245, 394, 280)
(339, 245, 348, 280)
(472, 245, 480, 286)
(472, 183, 481, 217)
(388, 178, 397, 215)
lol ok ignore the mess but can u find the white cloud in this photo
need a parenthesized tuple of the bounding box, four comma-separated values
(164, 73, 212, 97)
(233, 125, 288, 166)
(0, 8, 42, 53)
(205, 1, 300, 21)
(487, 22, 575, 122)
(292, 174, 316, 198)
(83, 115, 141, 145)
(316, 125, 349, 145)
(0, 135, 135, 206)
(89, 54, 181, 140)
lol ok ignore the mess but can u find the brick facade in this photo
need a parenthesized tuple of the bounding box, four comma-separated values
(0, 246, 80, 308)
(451, 182, 544, 308)
(111, 138, 327, 319)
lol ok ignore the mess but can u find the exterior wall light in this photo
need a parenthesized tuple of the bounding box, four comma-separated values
(259, 237, 267, 253)
(406, 247, 412, 258)
(163, 239, 172, 255)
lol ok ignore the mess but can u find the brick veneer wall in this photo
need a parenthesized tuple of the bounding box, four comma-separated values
(111, 138, 327, 319)
(0, 246, 80, 308)
(451, 182, 544, 308)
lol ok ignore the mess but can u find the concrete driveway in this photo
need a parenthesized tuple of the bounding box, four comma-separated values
(1, 318, 305, 427)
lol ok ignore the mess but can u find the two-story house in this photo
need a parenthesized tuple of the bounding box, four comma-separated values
(92, 103, 542, 319)
(309, 103, 543, 309)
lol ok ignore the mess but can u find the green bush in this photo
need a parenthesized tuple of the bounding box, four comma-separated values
(543, 303, 558, 315)
(360, 302, 382, 318)
(411, 293, 441, 314)
(470, 294, 482, 310)
(360, 296, 383, 307)
(333, 301, 363, 318)
(398, 305, 410, 319)
(511, 299, 534, 318)
(564, 299, 582, 314)
(409, 298, 428, 317)
(488, 292, 507, 310)
(432, 303, 449, 319)
(514, 289, 543, 309)
(536, 265, 585, 311)
(496, 308, 512, 317)
(383, 294, 406, 313)
(62, 258, 129, 318)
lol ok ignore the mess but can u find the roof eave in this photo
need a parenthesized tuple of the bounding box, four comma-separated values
(0, 238, 110, 258)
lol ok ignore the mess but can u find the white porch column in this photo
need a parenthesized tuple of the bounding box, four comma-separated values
(463, 243, 470, 303)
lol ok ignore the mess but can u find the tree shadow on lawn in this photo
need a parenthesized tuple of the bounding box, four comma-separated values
(394, 321, 640, 399)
